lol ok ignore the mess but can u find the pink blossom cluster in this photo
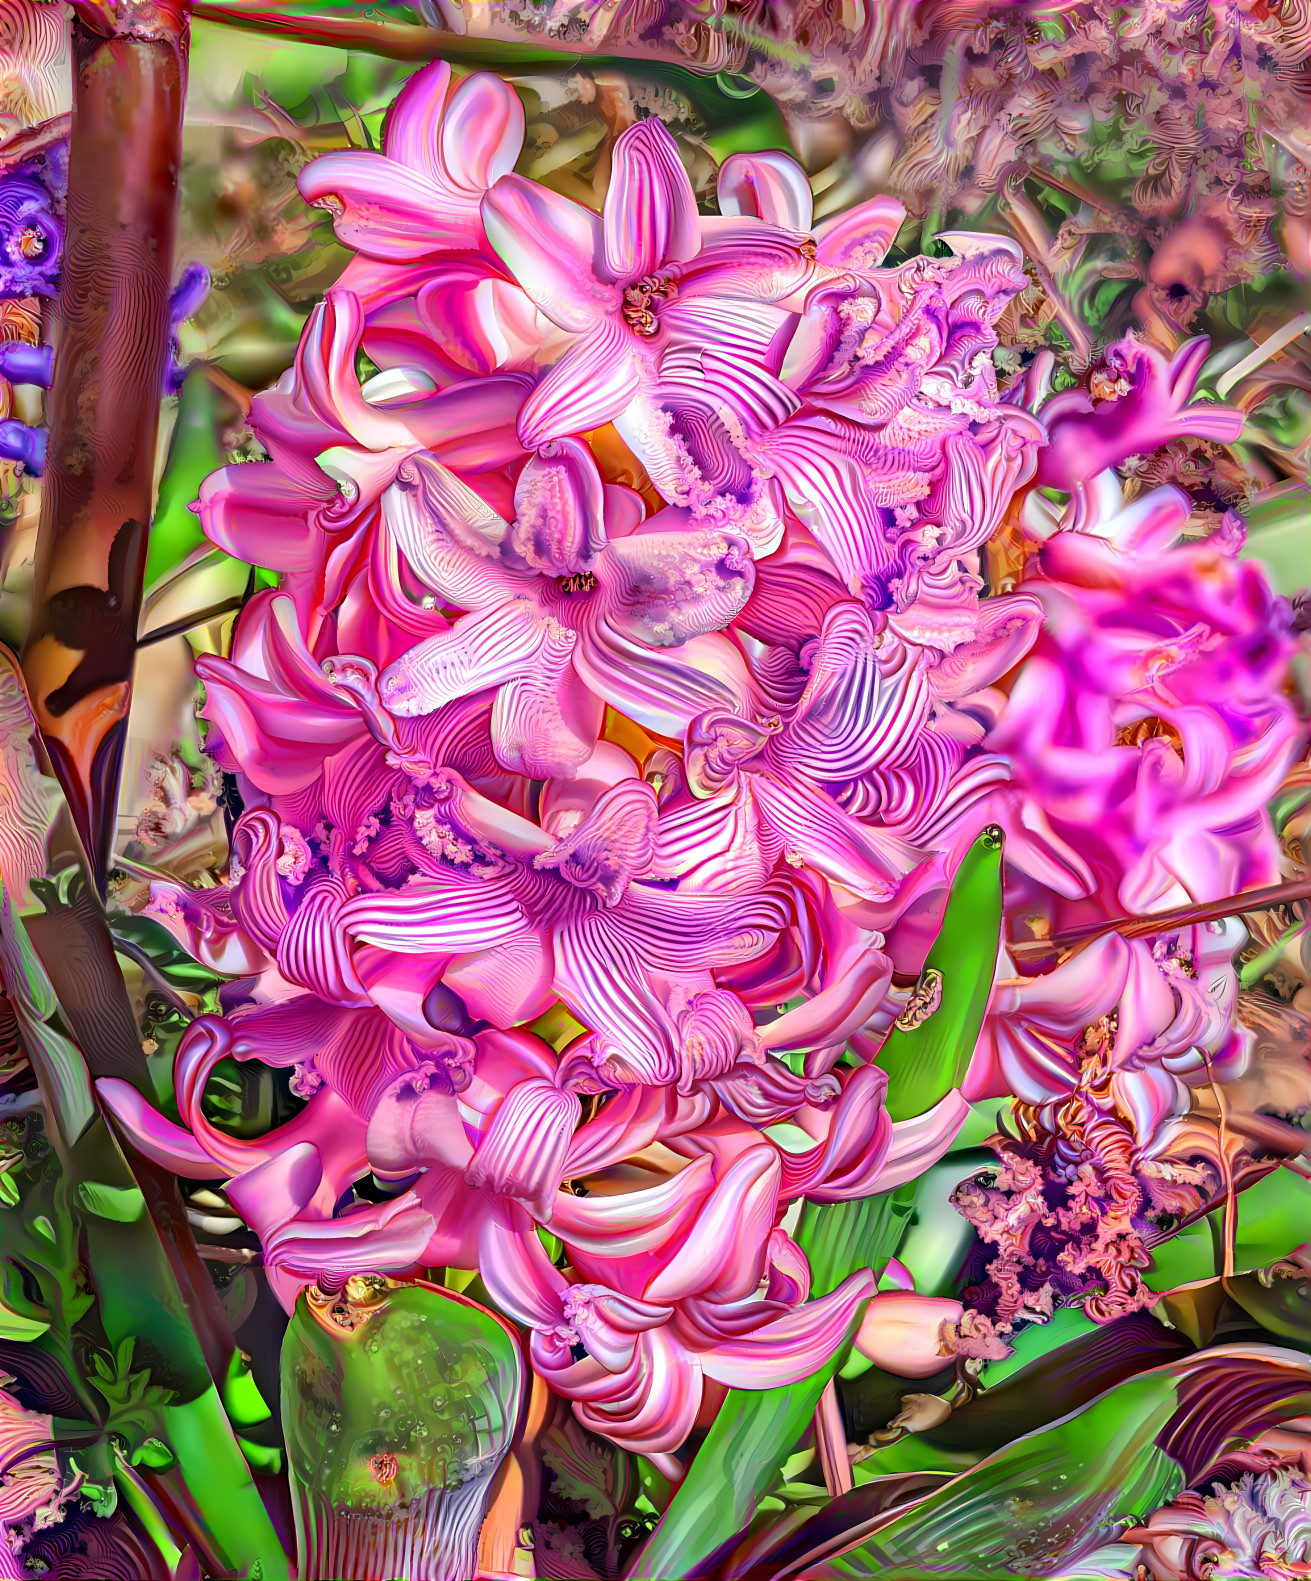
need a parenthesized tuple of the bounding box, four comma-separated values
(100, 64, 1299, 1458)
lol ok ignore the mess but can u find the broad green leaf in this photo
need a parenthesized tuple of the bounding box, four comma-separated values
(628, 1349, 853, 1581)
(282, 1279, 522, 1581)
(876, 827, 1004, 1122)
(1229, 1168, 1311, 1270)
(977, 1307, 1100, 1388)
(814, 1348, 1311, 1579)
(1142, 1217, 1220, 1292)
(852, 1436, 979, 1482)
(77, 1180, 147, 1223)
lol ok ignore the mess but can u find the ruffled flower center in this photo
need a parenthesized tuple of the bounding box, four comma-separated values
(621, 271, 680, 336)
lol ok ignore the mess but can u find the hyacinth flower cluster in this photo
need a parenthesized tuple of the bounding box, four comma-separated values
(92, 60, 1300, 1486)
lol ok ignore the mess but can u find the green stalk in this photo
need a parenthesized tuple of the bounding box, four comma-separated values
(626, 1342, 857, 1581)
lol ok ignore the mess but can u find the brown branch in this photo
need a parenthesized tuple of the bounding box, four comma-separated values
(1008, 876, 1311, 965)
(21, 1, 190, 890)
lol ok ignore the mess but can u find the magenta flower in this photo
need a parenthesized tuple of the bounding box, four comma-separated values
(1034, 336, 1244, 496)
(103, 53, 1300, 1495)
(298, 60, 524, 262)
(375, 445, 757, 776)
(480, 116, 815, 448)
(993, 476, 1299, 915)
(966, 920, 1249, 1138)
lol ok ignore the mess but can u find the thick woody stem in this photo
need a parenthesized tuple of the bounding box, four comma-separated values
(10, 0, 243, 1398)
(22, 0, 188, 890)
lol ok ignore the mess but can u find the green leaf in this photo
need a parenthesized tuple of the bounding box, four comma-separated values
(795, 1182, 915, 1299)
(977, 1308, 1100, 1388)
(629, 1288, 867, 1580)
(893, 1150, 994, 1300)
(0, 1302, 48, 1342)
(1230, 1169, 1311, 1271)
(222, 1349, 271, 1431)
(282, 1280, 522, 1581)
(1143, 1171, 1311, 1293)
(146, 368, 226, 588)
(803, 1349, 1311, 1579)
(110, 913, 225, 989)
(852, 1435, 979, 1482)
(876, 827, 1004, 1122)
(1142, 1216, 1220, 1292)
(77, 1180, 147, 1223)
(129, 1437, 176, 1471)
(629, 1363, 849, 1580)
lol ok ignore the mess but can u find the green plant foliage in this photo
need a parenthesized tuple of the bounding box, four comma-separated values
(875, 828, 1005, 1123)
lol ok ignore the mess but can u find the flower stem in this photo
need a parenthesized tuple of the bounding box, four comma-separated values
(21, 0, 190, 889)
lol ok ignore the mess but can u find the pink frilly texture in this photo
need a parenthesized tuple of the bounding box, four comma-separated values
(103, 63, 1299, 1456)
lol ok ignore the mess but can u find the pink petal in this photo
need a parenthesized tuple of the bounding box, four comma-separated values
(439, 71, 525, 194)
(197, 462, 331, 573)
(815, 195, 907, 272)
(96, 1078, 216, 1175)
(518, 322, 641, 450)
(645, 1146, 780, 1303)
(510, 439, 606, 577)
(381, 453, 520, 612)
(700, 1269, 874, 1388)
(603, 117, 700, 281)
(380, 58, 454, 176)
(601, 526, 756, 646)
(852, 1291, 962, 1378)
(552, 1154, 714, 1256)
(466, 1077, 582, 1219)
(493, 639, 602, 779)
(379, 600, 563, 718)
(299, 152, 458, 261)
(341, 874, 527, 954)
(366, 1066, 476, 1176)
(481, 173, 612, 333)
(401, 374, 533, 472)
(574, 622, 751, 740)
(717, 150, 813, 231)
(875, 1091, 972, 1191)
(751, 773, 920, 903)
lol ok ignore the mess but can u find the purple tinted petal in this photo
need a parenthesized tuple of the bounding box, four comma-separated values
(510, 438, 607, 576)
(600, 527, 756, 647)
(439, 71, 524, 194)
(815, 194, 907, 272)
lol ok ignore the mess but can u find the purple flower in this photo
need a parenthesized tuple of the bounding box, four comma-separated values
(0, 168, 61, 298)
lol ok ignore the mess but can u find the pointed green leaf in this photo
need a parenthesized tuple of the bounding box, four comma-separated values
(77, 1180, 147, 1223)
(876, 827, 1004, 1122)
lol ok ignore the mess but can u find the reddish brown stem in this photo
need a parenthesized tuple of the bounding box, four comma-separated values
(1009, 876, 1311, 965)
(22, 0, 189, 889)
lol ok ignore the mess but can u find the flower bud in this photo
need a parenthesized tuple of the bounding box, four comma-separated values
(852, 1291, 963, 1379)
